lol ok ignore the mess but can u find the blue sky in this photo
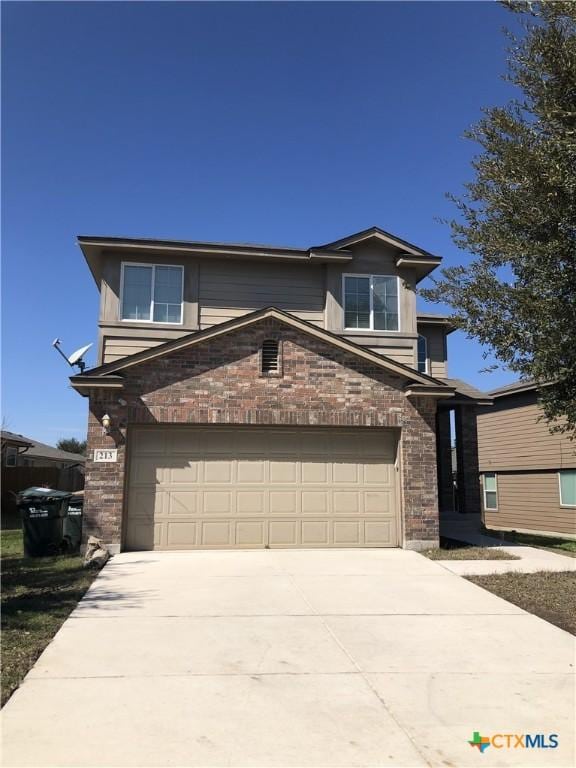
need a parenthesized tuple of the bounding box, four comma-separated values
(2, 1, 521, 445)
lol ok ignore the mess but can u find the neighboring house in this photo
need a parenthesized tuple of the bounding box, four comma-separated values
(477, 381, 576, 539)
(71, 227, 490, 553)
(1, 431, 86, 529)
(1, 431, 86, 469)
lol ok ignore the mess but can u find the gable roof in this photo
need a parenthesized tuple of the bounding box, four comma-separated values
(71, 306, 455, 399)
(316, 227, 441, 281)
(0, 431, 86, 463)
(316, 226, 438, 258)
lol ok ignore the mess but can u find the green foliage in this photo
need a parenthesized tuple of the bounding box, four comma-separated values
(56, 437, 87, 455)
(422, 1, 576, 434)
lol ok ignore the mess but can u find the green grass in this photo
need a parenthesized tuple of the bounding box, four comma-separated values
(483, 529, 576, 558)
(468, 571, 576, 635)
(1, 529, 96, 707)
(422, 536, 521, 561)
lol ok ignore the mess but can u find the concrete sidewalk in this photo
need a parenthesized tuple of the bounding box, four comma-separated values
(2, 549, 574, 767)
(440, 516, 576, 575)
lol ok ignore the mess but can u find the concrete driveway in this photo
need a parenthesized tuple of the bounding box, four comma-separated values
(2, 549, 574, 767)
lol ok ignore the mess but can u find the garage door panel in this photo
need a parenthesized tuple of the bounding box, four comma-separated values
(131, 457, 162, 485)
(333, 491, 361, 514)
(364, 461, 392, 484)
(167, 491, 198, 516)
(237, 491, 265, 515)
(126, 520, 161, 550)
(126, 427, 398, 550)
(270, 460, 298, 484)
(204, 460, 233, 483)
(364, 490, 393, 514)
(200, 521, 232, 546)
(236, 520, 266, 546)
(204, 492, 233, 515)
(168, 461, 199, 483)
(166, 521, 197, 546)
(333, 462, 359, 484)
(301, 491, 328, 514)
(237, 460, 265, 484)
(270, 491, 298, 514)
(365, 520, 392, 546)
(269, 520, 299, 546)
(128, 488, 162, 519)
(333, 521, 361, 545)
(302, 521, 329, 545)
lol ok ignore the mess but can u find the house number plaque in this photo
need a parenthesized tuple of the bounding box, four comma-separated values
(93, 449, 118, 462)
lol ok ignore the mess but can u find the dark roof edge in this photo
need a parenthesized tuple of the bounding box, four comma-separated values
(488, 380, 551, 397)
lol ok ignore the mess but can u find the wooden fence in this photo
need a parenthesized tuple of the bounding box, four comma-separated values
(1, 466, 84, 529)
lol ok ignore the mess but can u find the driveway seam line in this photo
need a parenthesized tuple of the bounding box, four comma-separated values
(282, 568, 434, 768)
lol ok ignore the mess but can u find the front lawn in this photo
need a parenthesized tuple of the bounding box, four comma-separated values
(1, 529, 96, 707)
(468, 571, 576, 635)
(422, 536, 520, 561)
(483, 529, 576, 558)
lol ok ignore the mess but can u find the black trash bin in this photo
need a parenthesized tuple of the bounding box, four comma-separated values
(17, 487, 71, 557)
(63, 491, 84, 554)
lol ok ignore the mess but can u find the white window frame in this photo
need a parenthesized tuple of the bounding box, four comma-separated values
(558, 470, 576, 508)
(4, 446, 17, 467)
(417, 334, 429, 374)
(342, 274, 401, 332)
(120, 262, 184, 325)
(483, 472, 498, 511)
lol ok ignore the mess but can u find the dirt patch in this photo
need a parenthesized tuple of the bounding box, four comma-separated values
(467, 571, 576, 635)
(422, 537, 520, 561)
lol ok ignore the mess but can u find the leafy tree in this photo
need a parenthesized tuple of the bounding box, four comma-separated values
(56, 437, 87, 456)
(422, 1, 576, 434)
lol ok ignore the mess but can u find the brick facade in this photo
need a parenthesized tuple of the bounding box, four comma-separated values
(84, 319, 440, 552)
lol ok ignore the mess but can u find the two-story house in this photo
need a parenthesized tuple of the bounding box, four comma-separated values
(71, 227, 490, 553)
(477, 381, 576, 539)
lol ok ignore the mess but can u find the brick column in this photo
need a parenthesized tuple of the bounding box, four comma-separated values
(455, 405, 481, 514)
(436, 408, 455, 513)
(83, 395, 128, 554)
(401, 396, 439, 550)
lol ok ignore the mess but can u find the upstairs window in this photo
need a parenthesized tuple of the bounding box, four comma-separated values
(121, 264, 183, 323)
(4, 446, 17, 467)
(343, 275, 399, 331)
(417, 335, 428, 374)
(261, 339, 281, 376)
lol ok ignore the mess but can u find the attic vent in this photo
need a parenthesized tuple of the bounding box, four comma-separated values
(261, 339, 281, 376)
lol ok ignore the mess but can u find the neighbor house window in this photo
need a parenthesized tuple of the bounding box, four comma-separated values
(559, 470, 576, 507)
(483, 472, 498, 510)
(417, 335, 428, 374)
(343, 275, 399, 331)
(121, 264, 183, 323)
(4, 446, 17, 467)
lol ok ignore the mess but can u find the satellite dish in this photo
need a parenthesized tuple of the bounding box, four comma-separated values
(52, 339, 92, 373)
(68, 343, 93, 365)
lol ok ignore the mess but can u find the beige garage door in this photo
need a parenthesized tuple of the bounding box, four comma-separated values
(125, 426, 399, 550)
